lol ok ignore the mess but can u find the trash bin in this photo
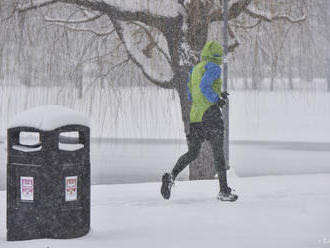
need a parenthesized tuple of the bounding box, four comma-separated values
(7, 105, 90, 241)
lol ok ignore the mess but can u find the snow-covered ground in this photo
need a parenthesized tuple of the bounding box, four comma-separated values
(1, 173, 330, 248)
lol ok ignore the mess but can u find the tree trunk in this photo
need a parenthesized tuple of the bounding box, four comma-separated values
(20, 53, 33, 86)
(76, 65, 83, 98)
(270, 60, 276, 91)
(163, 9, 216, 180)
(0, 46, 4, 81)
(251, 37, 259, 90)
(174, 67, 216, 180)
(189, 142, 217, 180)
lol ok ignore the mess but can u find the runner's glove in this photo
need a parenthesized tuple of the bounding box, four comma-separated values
(216, 97, 226, 108)
(221, 91, 230, 100)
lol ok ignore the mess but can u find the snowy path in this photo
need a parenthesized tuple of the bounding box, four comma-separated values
(1, 173, 330, 248)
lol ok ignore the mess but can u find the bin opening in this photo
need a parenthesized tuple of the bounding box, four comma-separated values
(59, 131, 84, 151)
(13, 132, 42, 152)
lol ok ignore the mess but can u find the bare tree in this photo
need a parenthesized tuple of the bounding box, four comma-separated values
(13, 0, 306, 179)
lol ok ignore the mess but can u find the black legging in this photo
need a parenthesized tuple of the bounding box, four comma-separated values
(171, 105, 228, 192)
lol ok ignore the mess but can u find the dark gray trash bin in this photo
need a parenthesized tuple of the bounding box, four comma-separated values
(7, 105, 90, 241)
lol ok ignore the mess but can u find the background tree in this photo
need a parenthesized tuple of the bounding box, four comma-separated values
(3, 0, 306, 179)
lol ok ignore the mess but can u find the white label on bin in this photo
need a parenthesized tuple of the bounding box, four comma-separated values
(65, 176, 78, 201)
(20, 176, 34, 201)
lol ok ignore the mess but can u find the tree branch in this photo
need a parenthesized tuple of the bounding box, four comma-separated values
(17, 0, 59, 13)
(17, 0, 182, 35)
(228, 25, 240, 53)
(129, 21, 171, 65)
(44, 13, 104, 24)
(110, 18, 174, 89)
(231, 18, 262, 29)
(210, 0, 252, 22)
(228, 0, 252, 20)
(49, 22, 116, 36)
(245, 5, 306, 24)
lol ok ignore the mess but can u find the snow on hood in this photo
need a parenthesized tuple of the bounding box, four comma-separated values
(9, 105, 90, 130)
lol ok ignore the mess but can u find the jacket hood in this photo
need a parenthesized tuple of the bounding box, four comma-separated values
(201, 41, 223, 65)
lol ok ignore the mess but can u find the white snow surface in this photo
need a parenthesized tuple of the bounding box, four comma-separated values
(12, 144, 42, 152)
(99, 0, 181, 17)
(18, 0, 56, 9)
(19, 0, 182, 17)
(0, 173, 330, 248)
(9, 105, 90, 130)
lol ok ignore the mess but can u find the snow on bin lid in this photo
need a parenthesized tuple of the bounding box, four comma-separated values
(9, 105, 90, 130)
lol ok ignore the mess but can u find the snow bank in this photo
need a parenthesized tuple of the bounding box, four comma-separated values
(9, 105, 90, 131)
(1, 173, 330, 248)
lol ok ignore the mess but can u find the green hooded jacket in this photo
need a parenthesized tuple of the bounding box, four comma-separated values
(187, 41, 223, 123)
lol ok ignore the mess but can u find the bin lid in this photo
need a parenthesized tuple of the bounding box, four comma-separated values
(9, 105, 90, 131)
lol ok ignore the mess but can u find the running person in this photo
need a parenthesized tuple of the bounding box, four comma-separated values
(161, 41, 238, 202)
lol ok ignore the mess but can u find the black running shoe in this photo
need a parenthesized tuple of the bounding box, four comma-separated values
(161, 173, 174, 200)
(217, 187, 238, 202)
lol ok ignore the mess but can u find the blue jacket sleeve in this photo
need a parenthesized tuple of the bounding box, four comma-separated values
(186, 67, 193, 101)
(199, 62, 221, 103)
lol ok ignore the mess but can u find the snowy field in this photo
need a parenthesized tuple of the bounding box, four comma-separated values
(0, 84, 329, 246)
(1, 84, 330, 142)
(1, 84, 330, 189)
(1, 139, 330, 191)
(1, 173, 330, 248)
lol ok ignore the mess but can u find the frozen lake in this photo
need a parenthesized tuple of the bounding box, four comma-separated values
(0, 138, 330, 190)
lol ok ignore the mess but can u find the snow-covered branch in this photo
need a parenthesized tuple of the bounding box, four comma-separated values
(17, 0, 59, 13)
(231, 19, 262, 29)
(228, 0, 252, 20)
(99, 0, 182, 18)
(245, 5, 306, 24)
(44, 13, 104, 24)
(111, 19, 174, 89)
(209, 0, 252, 22)
(49, 22, 115, 36)
(129, 21, 171, 65)
(17, 0, 182, 33)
